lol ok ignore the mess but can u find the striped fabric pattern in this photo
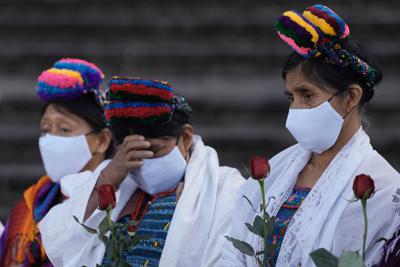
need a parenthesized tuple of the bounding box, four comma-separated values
(303, 5, 350, 41)
(54, 58, 105, 90)
(275, 10, 323, 58)
(0, 176, 60, 266)
(104, 77, 175, 125)
(36, 58, 104, 101)
(102, 193, 177, 267)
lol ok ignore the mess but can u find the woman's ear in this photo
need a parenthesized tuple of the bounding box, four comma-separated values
(346, 84, 363, 112)
(180, 124, 194, 154)
(95, 128, 113, 155)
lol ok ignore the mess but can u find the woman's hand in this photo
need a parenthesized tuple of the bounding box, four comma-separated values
(99, 135, 154, 188)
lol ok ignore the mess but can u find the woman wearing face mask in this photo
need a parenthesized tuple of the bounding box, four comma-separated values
(39, 77, 244, 267)
(222, 5, 400, 267)
(0, 58, 112, 266)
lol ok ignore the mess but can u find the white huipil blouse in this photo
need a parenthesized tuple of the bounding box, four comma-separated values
(39, 135, 244, 267)
(221, 128, 400, 267)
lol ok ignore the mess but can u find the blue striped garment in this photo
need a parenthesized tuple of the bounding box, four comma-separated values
(102, 193, 177, 266)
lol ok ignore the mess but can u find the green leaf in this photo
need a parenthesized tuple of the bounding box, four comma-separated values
(245, 223, 263, 237)
(253, 215, 265, 238)
(73, 216, 98, 234)
(225, 236, 255, 256)
(338, 251, 365, 267)
(98, 233, 108, 245)
(310, 248, 339, 267)
(118, 261, 131, 267)
(99, 216, 110, 235)
(256, 250, 266, 256)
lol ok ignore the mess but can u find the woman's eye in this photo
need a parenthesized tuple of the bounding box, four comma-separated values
(61, 128, 71, 134)
(302, 93, 313, 101)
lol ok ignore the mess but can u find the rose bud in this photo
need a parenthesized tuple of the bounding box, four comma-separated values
(353, 174, 375, 200)
(250, 156, 270, 180)
(97, 184, 116, 210)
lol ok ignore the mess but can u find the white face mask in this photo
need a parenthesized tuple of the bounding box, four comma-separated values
(129, 146, 187, 196)
(285, 100, 344, 154)
(39, 134, 93, 183)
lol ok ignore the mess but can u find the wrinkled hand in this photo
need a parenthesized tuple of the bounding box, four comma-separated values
(100, 135, 153, 187)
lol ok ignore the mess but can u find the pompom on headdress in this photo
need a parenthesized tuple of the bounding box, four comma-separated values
(276, 5, 377, 97)
(104, 77, 183, 126)
(36, 58, 105, 102)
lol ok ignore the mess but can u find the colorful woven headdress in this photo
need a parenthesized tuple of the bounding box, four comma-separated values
(276, 5, 377, 92)
(104, 77, 178, 126)
(36, 58, 105, 101)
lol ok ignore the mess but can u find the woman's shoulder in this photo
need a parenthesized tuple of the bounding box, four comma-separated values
(359, 150, 400, 189)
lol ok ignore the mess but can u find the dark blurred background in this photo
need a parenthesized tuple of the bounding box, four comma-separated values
(0, 0, 399, 220)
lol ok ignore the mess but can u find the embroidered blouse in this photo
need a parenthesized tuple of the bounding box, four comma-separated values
(268, 186, 311, 266)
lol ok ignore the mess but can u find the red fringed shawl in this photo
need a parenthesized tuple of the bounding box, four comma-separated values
(0, 176, 60, 266)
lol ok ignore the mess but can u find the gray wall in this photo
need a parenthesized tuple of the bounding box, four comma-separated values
(0, 0, 399, 220)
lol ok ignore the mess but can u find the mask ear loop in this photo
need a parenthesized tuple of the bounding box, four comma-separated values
(342, 104, 357, 120)
(327, 92, 356, 120)
(327, 91, 342, 102)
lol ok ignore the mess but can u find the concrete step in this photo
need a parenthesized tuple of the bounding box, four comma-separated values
(0, 0, 399, 222)
(1, 104, 399, 165)
(0, 6, 399, 29)
(2, 74, 400, 107)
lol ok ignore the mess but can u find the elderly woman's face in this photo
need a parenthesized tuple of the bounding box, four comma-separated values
(284, 65, 340, 110)
(40, 104, 110, 159)
(40, 104, 92, 137)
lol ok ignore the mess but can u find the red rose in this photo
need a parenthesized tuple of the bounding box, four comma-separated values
(97, 184, 116, 210)
(250, 156, 270, 180)
(353, 174, 375, 199)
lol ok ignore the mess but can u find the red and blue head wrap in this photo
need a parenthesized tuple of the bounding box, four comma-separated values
(104, 77, 179, 126)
